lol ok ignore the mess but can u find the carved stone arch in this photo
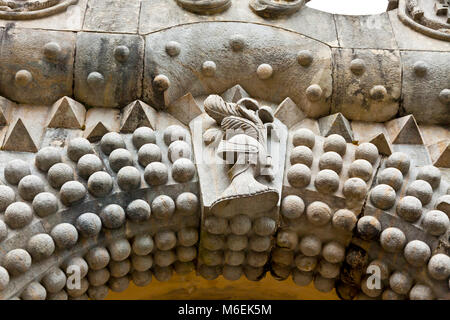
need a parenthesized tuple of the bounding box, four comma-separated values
(0, 0, 448, 301)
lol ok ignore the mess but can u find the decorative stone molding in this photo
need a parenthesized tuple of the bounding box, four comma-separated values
(0, 0, 77, 20)
(175, 0, 231, 15)
(249, 0, 308, 18)
(398, 0, 450, 41)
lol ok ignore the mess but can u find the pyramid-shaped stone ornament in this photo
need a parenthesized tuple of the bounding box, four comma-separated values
(85, 122, 110, 142)
(274, 97, 306, 129)
(2, 118, 38, 152)
(385, 115, 424, 145)
(120, 100, 157, 133)
(167, 92, 202, 126)
(428, 140, 450, 168)
(47, 96, 86, 129)
(221, 84, 250, 103)
(369, 132, 393, 156)
(318, 112, 354, 142)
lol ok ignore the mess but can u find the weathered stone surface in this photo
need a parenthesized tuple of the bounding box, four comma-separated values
(280, 123, 380, 291)
(2, 105, 48, 152)
(332, 48, 401, 122)
(139, 1, 338, 46)
(83, 0, 141, 33)
(144, 22, 332, 118)
(0, 28, 75, 105)
(419, 124, 450, 147)
(0, 0, 448, 301)
(400, 51, 450, 125)
(335, 13, 397, 49)
(74, 32, 144, 108)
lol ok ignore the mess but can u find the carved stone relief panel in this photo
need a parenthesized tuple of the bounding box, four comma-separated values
(175, 0, 231, 15)
(398, 0, 450, 41)
(0, 0, 78, 20)
(190, 94, 287, 280)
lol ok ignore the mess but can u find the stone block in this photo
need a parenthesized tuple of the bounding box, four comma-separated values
(335, 13, 397, 49)
(0, 28, 75, 105)
(83, 0, 141, 33)
(74, 32, 144, 108)
(143, 22, 332, 118)
(400, 50, 450, 125)
(332, 48, 401, 122)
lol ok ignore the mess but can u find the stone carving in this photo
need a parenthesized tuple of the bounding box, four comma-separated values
(191, 92, 287, 281)
(0, 0, 449, 300)
(435, 0, 450, 23)
(203, 95, 278, 214)
(175, 0, 231, 15)
(398, 0, 450, 41)
(0, 0, 77, 20)
(249, 0, 307, 18)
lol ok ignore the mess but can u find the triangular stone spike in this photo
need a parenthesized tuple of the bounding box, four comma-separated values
(385, 115, 424, 145)
(2, 118, 38, 152)
(0, 107, 7, 126)
(369, 132, 393, 156)
(0, 96, 15, 126)
(274, 97, 305, 129)
(428, 140, 450, 168)
(167, 93, 202, 126)
(221, 84, 250, 103)
(47, 96, 86, 129)
(318, 112, 354, 142)
(84, 121, 110, 142)
(120, 100, 157, 133)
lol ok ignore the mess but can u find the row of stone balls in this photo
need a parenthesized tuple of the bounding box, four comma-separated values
(9, 229, 200, 300)
(357, 219, 450, 280)
(281, 196, 358, 233)
(203, 214, 277, 236)
(360, 256, 449, 300)
(0, 192, 199, 293)
(200, 214, 278, 269)
(100, 126, 195, 184)
(292, 270, 336, 293)
(369, 158, 449, 237)
(198, 262, 269, 282)
(287, 129, 377, 195)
